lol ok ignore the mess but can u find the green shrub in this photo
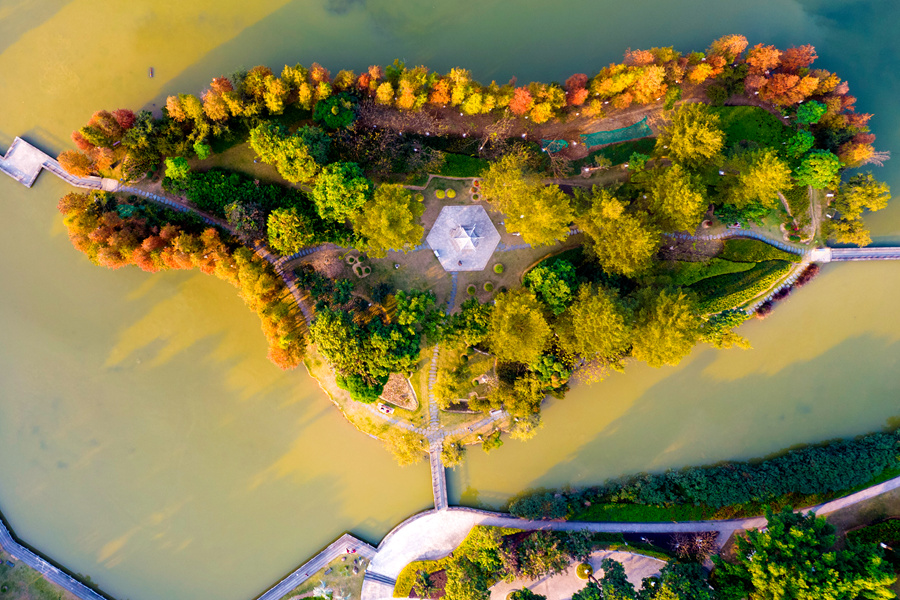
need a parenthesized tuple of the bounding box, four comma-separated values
(484, 282, 494, 292)
(335, 373, 384, 403)
(467, 284, 476, 295)
(718, 239, 801, 263)
(848, 519, 900, 544)
(435, 189, 446, 199)
(493, 263, 505, 274)
(415, 193, 425, 202)
(692, 260, 794, 313)
(664, 258, 754, 287)
(509, 491, 569, 519)
(438, 153, 489, 177)
(446, 188, 457, 199)
(709, 105, 788, 149)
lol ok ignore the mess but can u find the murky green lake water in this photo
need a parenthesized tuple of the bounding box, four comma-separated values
(1, 1, 899, 599)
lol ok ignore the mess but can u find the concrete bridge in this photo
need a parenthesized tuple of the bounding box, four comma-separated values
(0, 137, 118, 191)
(808, 246, 900, 262)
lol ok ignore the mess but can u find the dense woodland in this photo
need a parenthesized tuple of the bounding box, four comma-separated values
(57, 35, 892, 428)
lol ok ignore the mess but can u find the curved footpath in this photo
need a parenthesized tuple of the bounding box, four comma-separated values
(357, 472, 900, 600)
(5, 136, 900, 600)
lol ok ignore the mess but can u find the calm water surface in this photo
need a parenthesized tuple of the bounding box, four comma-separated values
(1, 1, 899, 599)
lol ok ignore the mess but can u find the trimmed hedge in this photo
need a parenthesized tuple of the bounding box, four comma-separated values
(719, 239, 801, 263)
(665, 258, 754, 287)
(847, 519, 900, 546)
(691, 260, 793, 313)
(510, 429, 900, 519)
(438, 153, 489, 177)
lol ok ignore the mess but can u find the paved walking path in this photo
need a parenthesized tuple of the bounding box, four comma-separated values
(0, 515, 108, 600)
(0, 137, 115, 191)
(255, 533, 376, 600)
(358, 472, 900, 600)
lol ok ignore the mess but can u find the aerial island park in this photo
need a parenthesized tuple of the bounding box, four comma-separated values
(2, 3, 900, 600)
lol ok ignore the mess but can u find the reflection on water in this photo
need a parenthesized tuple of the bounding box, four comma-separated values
(1, 1, 900, 599)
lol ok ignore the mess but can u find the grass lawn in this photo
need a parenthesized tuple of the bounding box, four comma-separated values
(188, 141, 309, 190)
(0, 547, 79, 600)
(280, 554, 369, 600)
(709, 105, 788, 149)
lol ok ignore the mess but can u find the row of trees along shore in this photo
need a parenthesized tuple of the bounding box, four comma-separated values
(54, 36, 889, 413)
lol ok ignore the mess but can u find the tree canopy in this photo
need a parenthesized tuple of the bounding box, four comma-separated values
(267, 206, 318, 255)
(489, 290, 551, 365)
(720, 149, 792, 210)
(647, 164, 708, 232)
(249, 122, 319, 183)
(559, 284, 632, 363)
(523, 260, 578, 315)
(311, 161, 373, 222)
(713, 507, 896, 600)
(656, 102, 725, 169)
(353, 184, 425, 258)
(578, 187, 661, 276)
(631, 288, 701, 368)
(480, 149, 573, 245)
(794, 150, 840, 188)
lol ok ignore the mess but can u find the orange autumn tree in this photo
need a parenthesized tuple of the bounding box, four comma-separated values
(57, 191, 307, 369)
(58, 150, 95, 177)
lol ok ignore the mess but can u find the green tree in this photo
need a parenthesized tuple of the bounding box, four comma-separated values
(445, 297, 493, 346)
(655, 103, 725, 169)
(631, 288, 701, 368)
(833, 173, 891, 220)
(193, 141, 212, 160)
(312, 162, 373, 222)
(508, 185, 575, 247)
(267, 206, 318, 256)
(794, 150, 841, 188)
(249, 122, 319, 183)
(296, 125, 332, 165)
(523, 260, 578, 315)
(559, 285, 632, 363)
(382, 429, 426, 466)
(578, 187, 661, 276)
(599, 559, 638, 600)
(700, 309, 751, 350)
(713, 507, 896, 600)
(639, 562, 715, 600)
(488, 291, 551, 365)
(313, 93, 357, 129)
(480, 149, 573, 245)
(573, 582, 604, 600)
(441, 441, 465, 468)
(648, 164, 708, 232)
(782, 130, 815, 159)
(721, 149, 792, 210)
(516, 532, 571, 580)
(796, 100, 827, 125)
(353, 184, 425, 258)
(164, 156, 191, 180)
(480, 149, 537, 215)
(509, 589, 546, 600)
